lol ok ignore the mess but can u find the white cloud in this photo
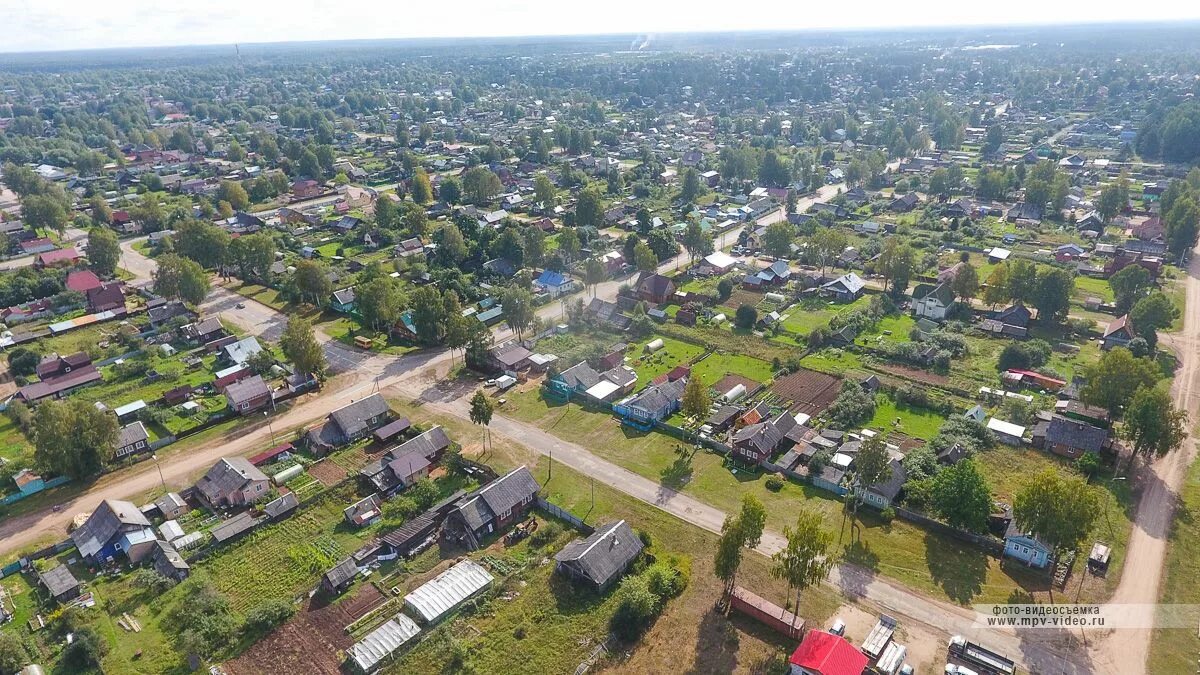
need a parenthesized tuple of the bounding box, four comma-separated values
(0, 0, 1198, 53)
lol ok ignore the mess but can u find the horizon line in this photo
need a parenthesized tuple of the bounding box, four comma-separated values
(2, 18, 1199, 58)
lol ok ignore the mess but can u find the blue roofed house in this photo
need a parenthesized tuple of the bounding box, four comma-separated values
(1004, 519, 1051, 569)
(613, 378, 687, 429)
(535, 270, 574, 298)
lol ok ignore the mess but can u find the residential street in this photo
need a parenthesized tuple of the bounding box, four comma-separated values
(2, 201, 1164, 673)
(1085, 241, 1200, 673)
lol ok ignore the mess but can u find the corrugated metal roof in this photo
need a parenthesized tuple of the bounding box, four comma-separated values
(403, 559, 494, 623)
(348, 614, 421, 672)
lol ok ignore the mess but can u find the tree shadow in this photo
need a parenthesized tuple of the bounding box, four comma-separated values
(660, 451, 694, 489)
(923, 531, 988, 605)
(836, 540, 880, 600)
(684, 607, 743, 675)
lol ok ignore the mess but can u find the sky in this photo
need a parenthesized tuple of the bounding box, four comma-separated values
(2, 0, 1200, 53)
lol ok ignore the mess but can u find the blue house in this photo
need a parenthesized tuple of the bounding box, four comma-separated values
(613, 378, 687, 429)
(810, 464, 848, 497)
(1004, 520, 1051, 569)
(331, 287, 357, 313)
(71, 499, 156, 564)
(13, 469, 45, 496)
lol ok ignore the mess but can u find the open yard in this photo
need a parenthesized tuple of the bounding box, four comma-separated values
(626, 335, 705, 382)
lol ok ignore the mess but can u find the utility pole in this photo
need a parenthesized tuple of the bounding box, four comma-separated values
(151, 454, 165, 488)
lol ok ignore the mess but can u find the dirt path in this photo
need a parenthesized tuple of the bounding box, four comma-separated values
(1086, 247, 1200, 674)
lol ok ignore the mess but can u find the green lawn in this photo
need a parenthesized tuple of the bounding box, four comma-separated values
(0, 413, 31, 464)
(1073, 275, 1115, 303)
(780, 295, 872, 336)
(689, 351, 775, 386)
(868, 393, 946, 440)
(626, 336, 705, 382)
(800, 348, 865, 376)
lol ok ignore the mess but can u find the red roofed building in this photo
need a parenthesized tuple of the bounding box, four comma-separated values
(788, 630, 869, 675)
(66, 270, 103, 293)
(34, 247, 81, 269)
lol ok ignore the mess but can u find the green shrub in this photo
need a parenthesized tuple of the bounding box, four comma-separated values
(880, 506, 896, 522)
(61, 626, 108, 670)
(609, 574, 661, 641)
(644, 561, 688, 600)
(530, 522, 562, 548)
(765, 475, 784, 492)
(243, 598, 296, 637)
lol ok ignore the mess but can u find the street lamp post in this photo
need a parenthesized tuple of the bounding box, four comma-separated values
(263, 410, 276, 447)
(150, 453, 165, 488)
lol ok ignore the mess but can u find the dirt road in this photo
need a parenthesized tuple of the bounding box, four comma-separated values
(1086, 246, 1200, 673)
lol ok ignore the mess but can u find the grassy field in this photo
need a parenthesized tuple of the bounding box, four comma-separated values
(869, 393, 947, 440)
(689, 350, 776, 386)
(1073, 275, 1115, 303)
(626, 335, 705, 382)
(780, 295, 871, 336)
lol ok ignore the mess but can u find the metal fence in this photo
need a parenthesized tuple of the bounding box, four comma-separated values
(536, 497, 593, 535)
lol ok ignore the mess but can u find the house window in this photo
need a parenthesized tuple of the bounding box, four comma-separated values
(256, 483, 264, 492)
(239, 402, 249, 410)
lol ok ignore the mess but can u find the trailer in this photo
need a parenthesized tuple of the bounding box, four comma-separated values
(876, 642, 907, 675)
(948, 636, 1016, 675)
(861, 614, 897, 660)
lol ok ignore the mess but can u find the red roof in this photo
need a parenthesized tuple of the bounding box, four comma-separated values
(249, 443, 294, 466)
(66, 269, 102, 292)
(789, 631, 869, 675)
(36, 247, 81, 265)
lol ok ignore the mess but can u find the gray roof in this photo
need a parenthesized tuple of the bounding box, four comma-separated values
(555, 520, 644, 587)
(329, 393, 390, 439)
(493, 343, 533, 367)
(332, 287, 356, 306)
(388, 426, 451, 460)
(39, 564, 79, 598)
(823, 272, 865, 295)
(153, 540, 189, 571)
(865, 458, 907, 501)
(196, 457, 268, 504)
(224, 375, 270, 406)
(558, 361, 602, 390)
(222, 336, 263, 365)
(210, 512, 264, 543)
(71, 499, 152, 559)
(1045, 415, 1108, 453)
(263, 492, 299, 519)
(117, 421, 149, 448)
(625, 378, 687, 416)
(387, 452, 432, 482)
(454, 466, 540, 533)
(323, 556, 358, 589)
